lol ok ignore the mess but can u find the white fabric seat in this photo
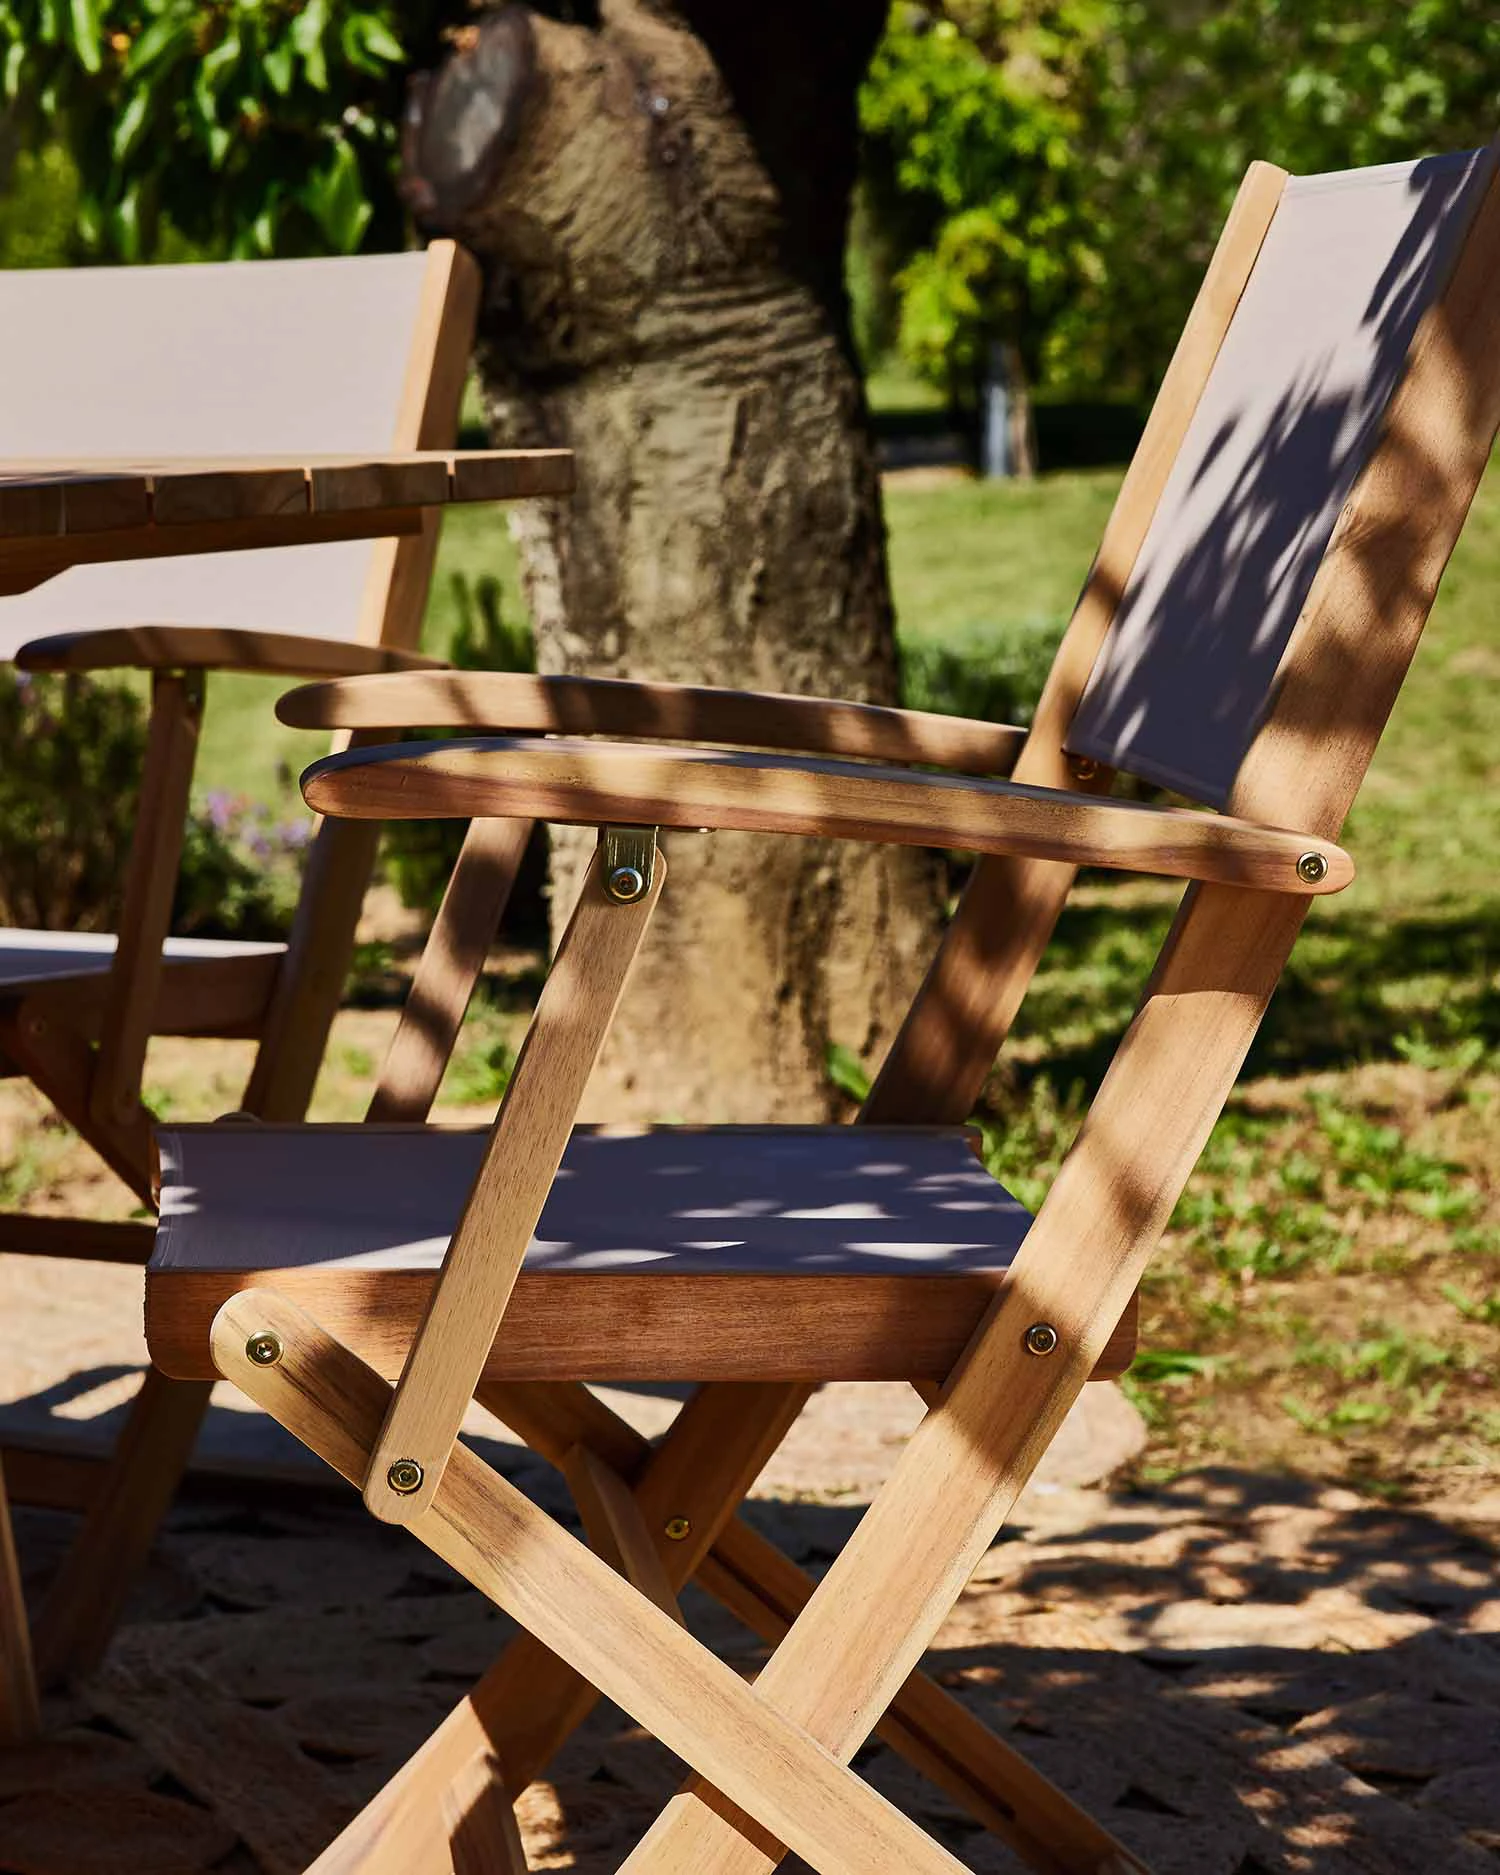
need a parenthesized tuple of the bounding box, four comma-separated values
(146, 1123, 1148, 1384)
(0, 930, 283, 993)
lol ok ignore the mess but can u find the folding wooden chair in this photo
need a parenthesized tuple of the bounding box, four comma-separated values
(143, 140, 1500, 1872)
(0, 241, 483, 1680)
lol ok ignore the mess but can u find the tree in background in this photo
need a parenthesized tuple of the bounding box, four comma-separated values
(0, 0, 945, 1123)
(857, 0, 1500, 421)
(857, 0, 1112, 466)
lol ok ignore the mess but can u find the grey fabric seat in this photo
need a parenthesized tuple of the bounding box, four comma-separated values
(0, 931, 282, 993)
(145, 1123, 1138, 1383)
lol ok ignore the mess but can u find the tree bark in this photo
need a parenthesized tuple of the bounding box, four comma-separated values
(404, 0, 944, 1122)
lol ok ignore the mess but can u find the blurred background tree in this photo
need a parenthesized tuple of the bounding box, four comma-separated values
(855, 0, 1500, 425)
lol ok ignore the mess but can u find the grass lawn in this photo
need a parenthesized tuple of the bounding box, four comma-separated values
(14, 460, 1500, 1500)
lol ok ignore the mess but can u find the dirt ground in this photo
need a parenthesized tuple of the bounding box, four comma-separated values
(0, 1434, 1496, 1873)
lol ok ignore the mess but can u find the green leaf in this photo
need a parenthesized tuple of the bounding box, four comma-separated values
(125, 13, 190, 77)
(301, 135, 371, 252)
(66, 0, 102, 72)
(263, 33, 294, 95)
(1, 41, 24, 100)
(110, 184, 142, 261)
(290, 0, 329, 90)
(825, 1043, 871, 1103)
(111, 87, 151, 166)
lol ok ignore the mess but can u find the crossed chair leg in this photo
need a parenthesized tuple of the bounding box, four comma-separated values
(215, 1294, 1143, 1875)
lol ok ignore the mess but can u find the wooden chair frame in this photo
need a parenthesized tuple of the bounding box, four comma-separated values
(160, 144, 1500, 1872)
(0, 240, 483, 1691)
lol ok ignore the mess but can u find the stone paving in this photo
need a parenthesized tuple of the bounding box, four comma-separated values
(0, 1384, 1496, 1873)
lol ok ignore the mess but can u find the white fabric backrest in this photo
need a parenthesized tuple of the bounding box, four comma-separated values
(1068, 149, 1493, 806)
(0, 250, 433, 661)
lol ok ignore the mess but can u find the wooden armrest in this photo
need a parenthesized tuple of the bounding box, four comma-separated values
(17, 626, 445, 680)
(301, 735, 1353, 896)
(277, 670, 1026, 775)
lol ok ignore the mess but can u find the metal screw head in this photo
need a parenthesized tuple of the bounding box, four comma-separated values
(245, 1331, 283, 1367)
(1067, 754, 1100, 782)
(606, 864, 647, 903)
(1023, 1322, 1059, 1357)
(387, 1459, 425, 1495)
(663, 1516, 691, 1541)
(1296, 851, 1329, 885)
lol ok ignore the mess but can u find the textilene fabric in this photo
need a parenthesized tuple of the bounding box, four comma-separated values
(1069, 150, 1493, 805)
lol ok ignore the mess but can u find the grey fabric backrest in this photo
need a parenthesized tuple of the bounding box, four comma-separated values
(0, 250, 433, 662)
(1067, 149, 1494, 806)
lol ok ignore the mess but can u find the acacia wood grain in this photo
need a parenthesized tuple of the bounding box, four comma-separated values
(303, 733, 1351, 895)
(278, 669, 1026, 775)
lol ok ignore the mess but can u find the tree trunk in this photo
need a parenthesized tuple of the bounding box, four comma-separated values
(403, 0, 944, 1122)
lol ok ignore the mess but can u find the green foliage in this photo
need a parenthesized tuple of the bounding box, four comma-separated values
(0, 0, 456, 259)
(0, 671, 299, 936)
(0, 137, 83, 267)
(859, 0, 1111, 398)
(860, 0, 1500, 403)
(0, 669, 146, 928)
(174, 790, 306, 939)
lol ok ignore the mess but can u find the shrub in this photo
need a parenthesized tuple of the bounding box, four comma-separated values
(175, 791, 308, 940)
(0, 669, 146, 929)
(0, 669, 302, 938)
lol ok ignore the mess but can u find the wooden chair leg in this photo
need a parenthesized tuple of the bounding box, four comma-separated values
(446, 1751, 529, 1875)
(216, 1289, 970, 1875)
(0, 1456, 40, 1744)
(310, 1373, 1136, 1875)
(33, 1372, 212, 1686)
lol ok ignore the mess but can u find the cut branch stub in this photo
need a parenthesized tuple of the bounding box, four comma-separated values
(402, 7, 539, 235)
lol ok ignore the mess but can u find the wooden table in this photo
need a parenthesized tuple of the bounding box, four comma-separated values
(0, 449, 574, 594)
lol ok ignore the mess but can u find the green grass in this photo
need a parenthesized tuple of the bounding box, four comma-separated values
(193, 503, 528, 809)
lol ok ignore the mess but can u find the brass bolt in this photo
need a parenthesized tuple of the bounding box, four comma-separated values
(663, 1516, 691, 1541)
(605, 863, 647, 903)
(1068, 754, 1100, 782)
(1296, 851, 1329, 885)
(1023, 1322, 1059, 1357)
(245, 1331, 283, 1367)
(387, 1458, 425, 1495)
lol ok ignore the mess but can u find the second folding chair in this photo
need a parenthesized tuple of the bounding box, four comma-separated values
(144, 139, 1500, 1872)
(0, 239, 489, 1681)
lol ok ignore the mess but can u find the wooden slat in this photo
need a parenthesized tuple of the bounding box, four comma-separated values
(0, 447, 574, 534)
(319, 1374, 1136, 1875)
(90, 671, 203, 1133)
(564, 1447, 684, 1623)
(212, 1289, 970, 1875)
(0, 507, 424, 596)
(33, 1371, 213, 1686)
(151, 464, 308, 527)
(0, 1215, 155, 1264)
(364, 848, 666, 1523)
(17, 625, 443, 677)
(303, 735, 1351, 896)
(865, 159, 1290, 1124)
(146, 1267, 1138, 1385)
(367, 816, 533, 1124)
(355, 242, 482, 651)
(278, 669, 1027, 776)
